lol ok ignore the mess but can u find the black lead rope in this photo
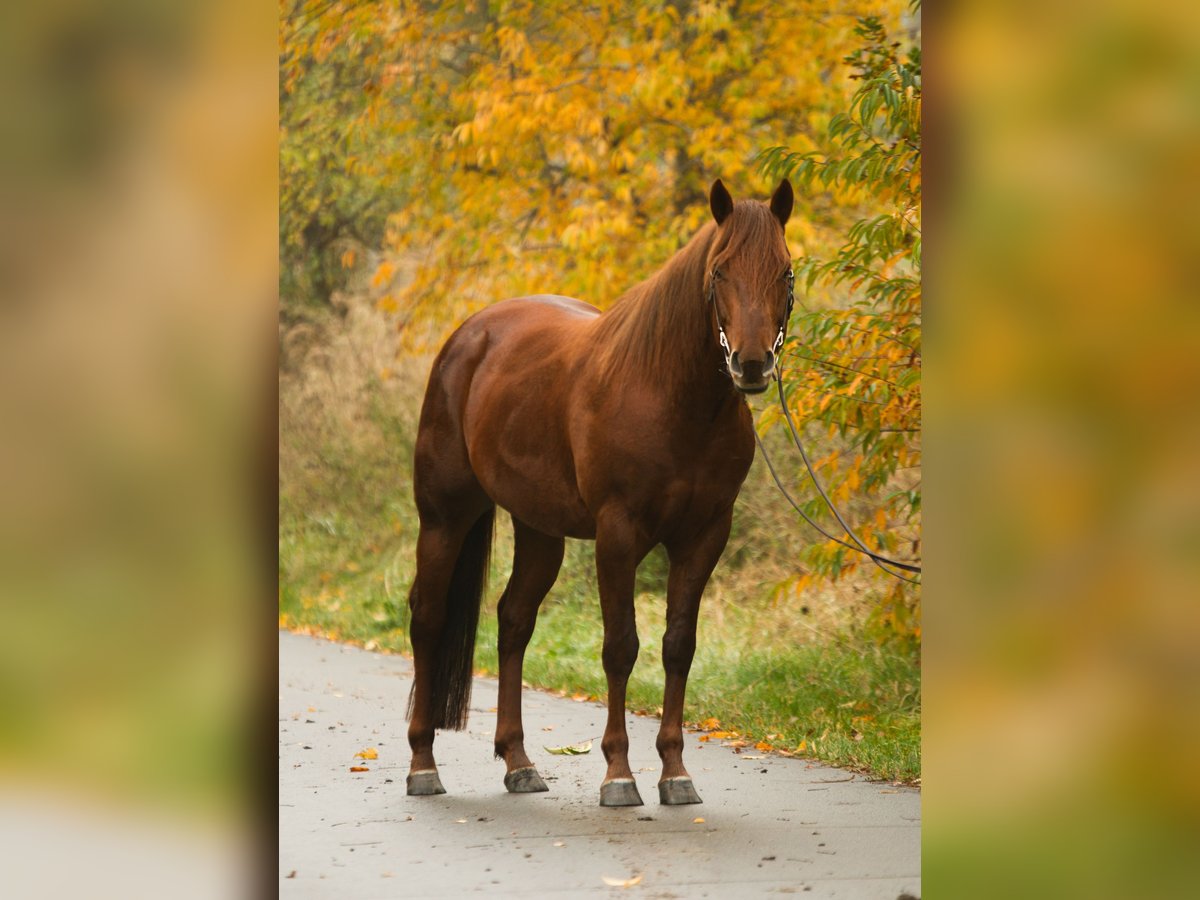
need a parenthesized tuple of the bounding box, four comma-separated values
(756, 368, 923, 585)
(711, 263, 919, 583)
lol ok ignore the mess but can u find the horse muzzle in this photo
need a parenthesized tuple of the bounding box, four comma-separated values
(728, 349, 775, 393)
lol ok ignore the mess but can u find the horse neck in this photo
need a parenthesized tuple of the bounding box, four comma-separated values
(592, 226, 732, 406)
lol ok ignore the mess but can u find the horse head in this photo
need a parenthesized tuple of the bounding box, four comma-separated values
(705, 178, 794, 394)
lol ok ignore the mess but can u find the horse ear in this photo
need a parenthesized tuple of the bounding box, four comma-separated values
(710, 179, 734, 225)
(770, 179, 793, 227)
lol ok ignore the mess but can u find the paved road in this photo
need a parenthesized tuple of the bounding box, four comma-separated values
(279, 631, 921, 898)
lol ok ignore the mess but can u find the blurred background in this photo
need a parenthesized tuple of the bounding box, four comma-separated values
(929, 1, 1200, 895)
(0, 0, 1196, 897)
(0, 0, 275, 895)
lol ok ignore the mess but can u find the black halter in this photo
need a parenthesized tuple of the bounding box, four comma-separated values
(707, 266, 796, 373)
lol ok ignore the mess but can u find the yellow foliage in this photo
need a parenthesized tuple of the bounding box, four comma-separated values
(281, 0, 909, 349)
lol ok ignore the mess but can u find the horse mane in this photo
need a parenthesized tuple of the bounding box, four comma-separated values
(590, 201, 785, 392)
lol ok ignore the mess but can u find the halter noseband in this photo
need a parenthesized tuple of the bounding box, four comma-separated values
(707, 266, 796, 375)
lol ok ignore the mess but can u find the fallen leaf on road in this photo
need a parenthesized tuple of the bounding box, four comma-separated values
(349, 766, 369, 772)
(354, 748, 379, 760)
(544, 740, 592, 755)
(553, 841, 565, 847)
(742, 755, 764, 760)
(601, 874, 643, 887)
(755, 741, 773, 751)
(692, 817, 705, 824)
(455, 818, 467, 824)
(700, 717, 721, 730)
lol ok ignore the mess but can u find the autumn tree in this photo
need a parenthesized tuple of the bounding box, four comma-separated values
(280, 1, 908, 329)
(280, 3, 398, 311)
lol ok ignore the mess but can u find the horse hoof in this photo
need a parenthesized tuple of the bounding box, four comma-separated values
(504, 766, 549, 793)
(406, 769, 446, 796)
(658, 776, 702, 805)
(599, 778, 644, 807)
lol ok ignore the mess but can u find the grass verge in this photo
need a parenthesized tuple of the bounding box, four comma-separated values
(279, 470, 921, 783)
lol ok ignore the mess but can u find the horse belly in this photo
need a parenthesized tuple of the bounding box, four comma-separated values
(497, 485, 596, 539)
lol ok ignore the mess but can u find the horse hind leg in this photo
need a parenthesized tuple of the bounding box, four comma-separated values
(406, 506, 495, 796)
(494, 519, 564, 793)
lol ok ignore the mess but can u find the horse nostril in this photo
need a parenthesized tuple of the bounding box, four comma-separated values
(764, 350, 775, 375)
(728, 350, 744, 377)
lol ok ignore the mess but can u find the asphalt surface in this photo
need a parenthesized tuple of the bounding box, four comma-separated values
(279, 631, 921, 898)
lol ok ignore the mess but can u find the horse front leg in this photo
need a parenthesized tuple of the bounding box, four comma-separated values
(657, 508, 734, 805)
(594, 518, 648, 807)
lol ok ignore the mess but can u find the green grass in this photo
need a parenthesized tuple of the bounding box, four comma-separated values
(279, 315, 920, 783)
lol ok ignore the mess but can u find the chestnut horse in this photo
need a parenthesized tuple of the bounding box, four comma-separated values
(406, 179, 794, 806)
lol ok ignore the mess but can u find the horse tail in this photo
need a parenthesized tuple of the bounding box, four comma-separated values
(408, 507, 495, 731)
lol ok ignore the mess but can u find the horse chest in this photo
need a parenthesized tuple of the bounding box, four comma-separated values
(656, 437, 751, 519)
(570, 402, 753, 534)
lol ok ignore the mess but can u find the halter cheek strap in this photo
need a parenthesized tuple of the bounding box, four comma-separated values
(773, 267, 796, 357)
(718, 323, 733, 369)
(707, 272, 735, 373)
